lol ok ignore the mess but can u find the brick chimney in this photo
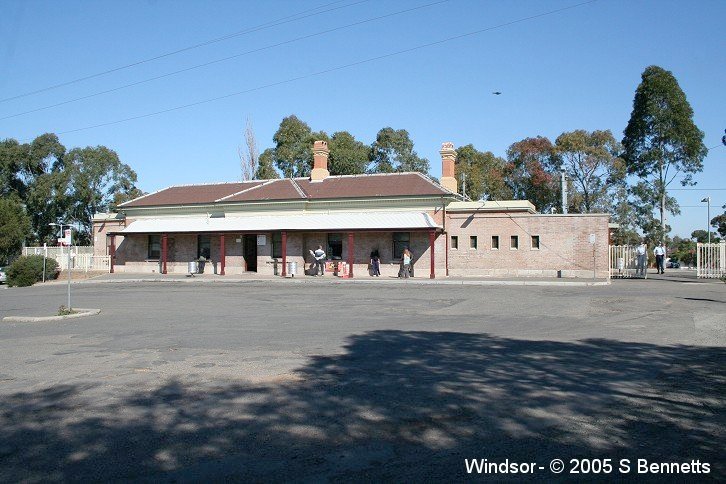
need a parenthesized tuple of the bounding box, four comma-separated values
(439, 141, 457, 193)
(311, 140, 330, 181)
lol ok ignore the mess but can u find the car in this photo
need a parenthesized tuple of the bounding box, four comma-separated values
(667, 260, 680, 269)
(0, 267, 6, 284)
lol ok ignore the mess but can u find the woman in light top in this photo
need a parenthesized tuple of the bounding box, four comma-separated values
(402, 248, 412, 279)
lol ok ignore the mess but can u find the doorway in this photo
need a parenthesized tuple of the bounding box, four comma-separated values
(244, 234, 257, 272)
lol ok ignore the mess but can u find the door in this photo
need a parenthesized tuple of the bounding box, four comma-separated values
(244, 234, 257, 272)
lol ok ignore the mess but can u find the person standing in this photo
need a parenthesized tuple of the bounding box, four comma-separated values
(312, 245, 326, 276)
(402, 248, 412, 279)
(635, 240, 647, 277)
(370, 249, 380, 277)
(654, 242, 666, 274)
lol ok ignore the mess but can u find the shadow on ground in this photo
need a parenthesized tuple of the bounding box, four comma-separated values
(1, 331, 724, 481)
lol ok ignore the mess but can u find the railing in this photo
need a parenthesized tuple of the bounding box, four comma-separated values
(697, 242, 726, 279)
(608, 245, 646, 279)
(23, 246, 94, 258)
(22, 246, 110, 273)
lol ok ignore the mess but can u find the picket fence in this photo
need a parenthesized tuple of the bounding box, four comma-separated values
(697, 242, 726, 279)
(22, 246, 110, 272)
(608, 245, 646, 279)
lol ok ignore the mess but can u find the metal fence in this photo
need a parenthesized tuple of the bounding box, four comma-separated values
(608, 245, 647, 279)
(697, 242, 726, 279)
(22, 246, 110, 273)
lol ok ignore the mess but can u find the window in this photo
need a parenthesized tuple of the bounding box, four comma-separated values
(510, 235, 519, 250)
(470, 235, 478, 249)
(451, 236, 458, 250)
(327, 233, 342, 259)
(272, 232, 282, 258)
(148, 235, 161, 259)
(392, 232, 410, 259)
(531, 235, 540, 250)
(491, 236, 499, 250)
(197, 234, 211, 259)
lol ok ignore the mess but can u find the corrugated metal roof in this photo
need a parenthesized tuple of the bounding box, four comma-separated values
(119, 212, 440, 233)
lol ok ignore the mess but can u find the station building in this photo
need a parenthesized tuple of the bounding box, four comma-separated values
(93, 141, 609, 279)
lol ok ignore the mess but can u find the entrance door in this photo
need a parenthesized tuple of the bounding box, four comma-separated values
(244, 234, 257, 272)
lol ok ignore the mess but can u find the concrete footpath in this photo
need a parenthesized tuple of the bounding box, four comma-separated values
(42, 272, 612, 286)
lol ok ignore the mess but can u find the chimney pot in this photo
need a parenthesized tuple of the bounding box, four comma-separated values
(311, 140, 330, 181)
(439, 141, 457, 193)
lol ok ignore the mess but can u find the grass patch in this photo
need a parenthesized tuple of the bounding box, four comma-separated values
(57, 305, 77, 316)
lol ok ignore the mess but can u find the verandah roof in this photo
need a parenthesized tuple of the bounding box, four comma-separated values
(117, 212, 440, 234)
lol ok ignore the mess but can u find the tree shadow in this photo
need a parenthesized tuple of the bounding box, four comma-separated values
(1, 332, 724, 481)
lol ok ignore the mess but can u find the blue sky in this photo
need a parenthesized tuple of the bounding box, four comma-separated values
(1, 0, 724, 237)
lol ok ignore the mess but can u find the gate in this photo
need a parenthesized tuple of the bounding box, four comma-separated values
(697, 242, 726, 279)
(609, 245, 647, 279)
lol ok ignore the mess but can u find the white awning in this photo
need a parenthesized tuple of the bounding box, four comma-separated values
(119, 211, 440, 234)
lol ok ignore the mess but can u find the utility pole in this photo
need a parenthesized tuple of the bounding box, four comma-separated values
(701, 197, 711, 244)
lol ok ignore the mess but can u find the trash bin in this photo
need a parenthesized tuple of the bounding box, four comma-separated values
(286, 261, 297, 277)
(188, 260, 199, 276)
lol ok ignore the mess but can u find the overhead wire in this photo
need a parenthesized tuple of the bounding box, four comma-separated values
(31, 0, 598, 138)
(0, 0, 369, 104)
(0, 0, 450, 121)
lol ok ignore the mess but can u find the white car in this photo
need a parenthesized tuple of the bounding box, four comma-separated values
(0, 267, 6, 284)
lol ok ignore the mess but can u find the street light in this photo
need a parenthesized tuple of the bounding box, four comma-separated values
(49, 222, 73, 310)
(701, 197, 711, 244)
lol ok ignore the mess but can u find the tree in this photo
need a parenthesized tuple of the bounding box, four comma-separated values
(454, 144, 510, 201)
(504, 136, 560, 213)
(609, 185, 641, 245)
(0, 133, 67, 244)
(622, 65, 708, 243)
(712, 207, 726, 238)
(555, 129, 625, 213)
(64, 146, 139, 244)
(272, 115, 318, 178)
(255, 148, 280, 180)
(369, 127, 429, 174)
(239, 118, 259, 181)
(328, 131, 370, 175)
(691, 230, 710, 244)
(0, 197, 31, 264)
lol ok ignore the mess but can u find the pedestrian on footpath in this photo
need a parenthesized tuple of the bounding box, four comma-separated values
(311, 245, 326, 276)
(635, 240, 647, 277)
(654, 242, 666, 274)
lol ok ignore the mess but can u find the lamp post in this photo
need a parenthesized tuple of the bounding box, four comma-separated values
(701, 197, 711, 244)
(50, 222, 73, 310)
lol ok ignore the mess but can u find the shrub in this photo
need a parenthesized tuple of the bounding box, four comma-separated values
(6, 255, 59, 287)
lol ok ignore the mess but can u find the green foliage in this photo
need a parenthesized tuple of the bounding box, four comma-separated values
(622, 65, 707, 240)
(505, 136, 560, 213)
(255, 148, 280, 179)
(0, 134, 140, 246)
(711, 211, 726, 238)
(555, 129, 625, 213)
(454, 144, 510, 201)
(64, 146, 139, 244)
(0, 197, 31, 265)
(369, 127, 429, 174)
(328, 131, 370, 175)
(6, 255, 58, 287)
(272, 115, 318, 178)
(669, 236, 696, 267)
(690, 230, 721, 244)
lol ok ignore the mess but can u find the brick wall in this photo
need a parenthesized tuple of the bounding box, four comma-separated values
(445, 212, 609, 278)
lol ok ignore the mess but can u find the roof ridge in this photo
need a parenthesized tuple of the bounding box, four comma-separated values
(288, 178, 308, 198)
(414, 171, 462, 198)
(215, 179, 275, 202)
